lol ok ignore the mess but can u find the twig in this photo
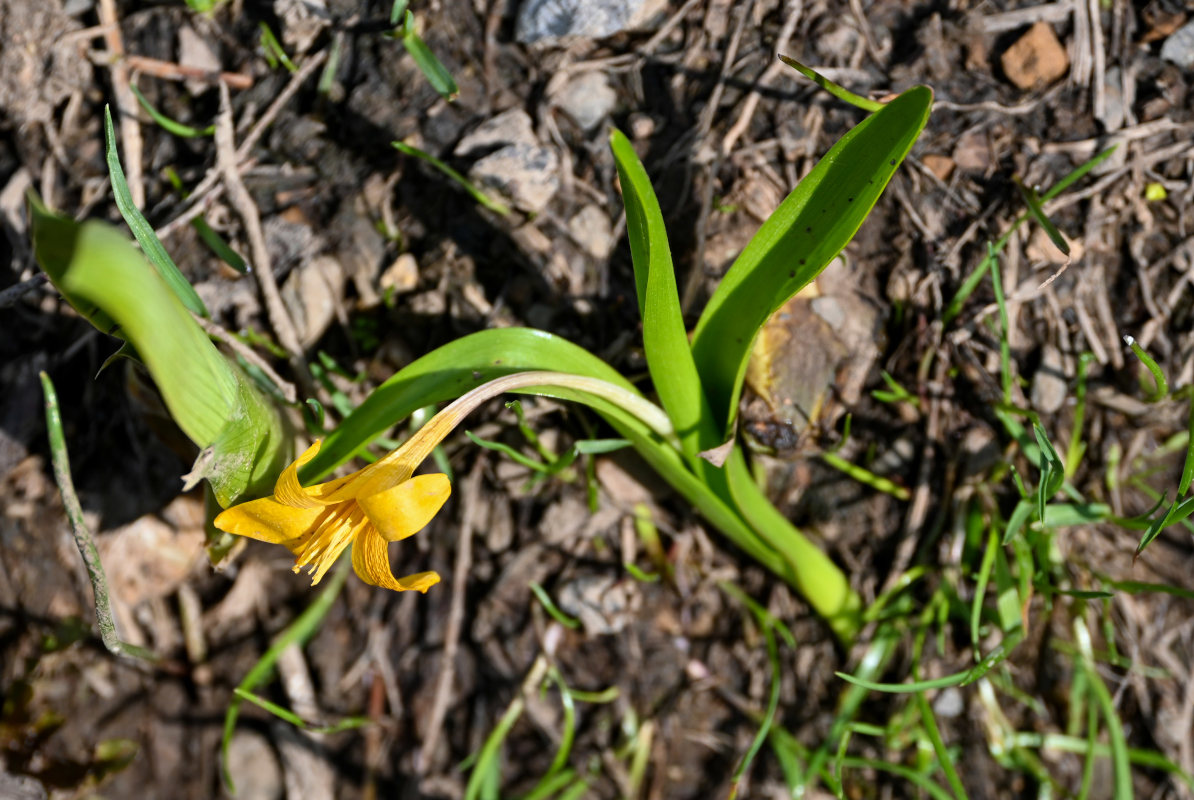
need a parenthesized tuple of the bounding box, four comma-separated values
(191, 311, 298, 404)
(0, 273, 48, 309)
(97, 0, 144, 209)
(721, 0, 804, 156)
(682, 0, 754, 314)
(39, 371, 157, 663)
(156, 50, 326, 242)
(126, 54, 253, 90)
(417, 458, 484, 774)
(214, 81, 316, 399)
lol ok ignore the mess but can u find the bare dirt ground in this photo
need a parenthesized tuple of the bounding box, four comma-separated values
(2, 0, 1193, 798)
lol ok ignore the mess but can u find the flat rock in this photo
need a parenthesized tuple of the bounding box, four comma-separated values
(516, 0, 663, 43)
(281, 254, 344, 347)
(1031, 343, 1068, 414)
(568, 204, 614, 259)
(1001, 22, 1068, 89)
(454, 108, 537, 157)
(1160, 19, 1194, 69)
(470, 143, 560, 213)
(553, 71, 617, 131)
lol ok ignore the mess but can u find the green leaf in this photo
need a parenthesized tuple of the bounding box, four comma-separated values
(1014, 176, 1069, 255)
(104, 106, 209, 317)
(610, 129, 720, 459)
(392, 141, 510, 215)
(401, 11, 458, 100)
(130, 85, 214, 138)
(690, 86, 932, 432)
(777, 55, 882, 112)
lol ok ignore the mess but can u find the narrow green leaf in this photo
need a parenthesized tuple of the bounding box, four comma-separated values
(402, 11, 458, 100)
(691, 86, 931, 432)
(777, 55, 883, 111)
(104, 106, 208, 316)
(392, 141, 510, 215)
(259, 22, 297, 72)
(1014, 177, 1069, 255)
(610, 129, 719, 459)
(130, 85, 214, 138)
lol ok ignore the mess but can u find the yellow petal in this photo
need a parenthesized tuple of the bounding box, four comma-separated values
(351, 526, 440, 592)
(274, 440, 333, 508)
(214, 495, 328, 550)
(357, 473, 451, 542)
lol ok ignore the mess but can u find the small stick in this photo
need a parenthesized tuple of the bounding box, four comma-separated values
(214, 81, 316, 400)
(97, 0, 145, 209)
(191, 311, 298, 404)
(126, 54, 253, 90)
(0, 273, 48, 309)
(417, 458, 484, 773)
(39, 371, 157, 663)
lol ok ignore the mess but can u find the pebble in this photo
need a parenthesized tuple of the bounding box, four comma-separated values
(922, 153, 955, 182)
(516, 0, 663, 43)
(1031, 343, 1069, 415)
(553, 71, 617, 131)
(454, 107, 537, 157)
(1160, 19, 1194, 69)
(379, 253, 420, 295)
(1001, 22, 1069, 89)
(469, 143, 560, 213)
(224, 730, 284, 800)
(568, 204, 614, 259)
(281, 254, 344, 347)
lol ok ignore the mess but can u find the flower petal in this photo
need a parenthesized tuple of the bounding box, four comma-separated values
(214, 495, 328, 550)
(274, 440, 335, 508)
(351, 526, 440, 593)
(357, 473, 451, 542)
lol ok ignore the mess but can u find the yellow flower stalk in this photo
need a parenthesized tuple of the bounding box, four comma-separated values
(215, 371, 675, 591)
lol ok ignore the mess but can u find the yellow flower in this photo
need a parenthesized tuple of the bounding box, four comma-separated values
(213, 439, 450, 592)
(213, 370, 675, 593)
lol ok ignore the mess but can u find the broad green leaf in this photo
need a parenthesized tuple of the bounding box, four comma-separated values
(30, 195, 288, 506)
(300, 328, 809, 603)
(103, 106, 209, 317)
(691, 85, 932, 432)
(611, 129, 720, 459)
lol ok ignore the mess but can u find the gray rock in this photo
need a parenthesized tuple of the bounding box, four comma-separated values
(454, 108, 537, 157)
(470, 143, 560, 213)
(1160, 20, 1194, 69)
(1031, 344, 1068, 414)
(569, 204, 614, 259)
(553, 71, 617, 131)
(516, 0, 663, 43)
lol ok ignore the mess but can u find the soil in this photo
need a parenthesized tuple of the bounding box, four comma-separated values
(2, 0, 1193, 799)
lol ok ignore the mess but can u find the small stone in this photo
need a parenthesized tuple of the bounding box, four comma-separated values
(1001, 22, 1069, 89)
(1160, 19, 1194, 69)
(1098, 67, 1125, 132)
(225, 730, 284, 800)
(568, 204, 614, 259)
(952, 129, 990, 173)
(516, 0, 664, 44)
(556, 574, 641, 635)
(379, 253, 419, 295)
(933, 688, 965, 719)
(177, 26, 220, 96)
(281, 254, 344, 347)
(553, 71, 617, 131)
(454, 108, 537, 157)
(1032, 344, 1068, 414)
(922, 153, 955, 181)
(469, 143, 560, 213)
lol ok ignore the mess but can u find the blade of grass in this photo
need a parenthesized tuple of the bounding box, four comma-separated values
(1073, 620, 1132, 799)
(40, 372, 157, 663)
(220, 558, 350, 791)
(943, 146, 1118, 323)
(1014, 177, 1069, 255)
(914, 690, 969, 800)
(104, 106, 208, 316)
(130, 85, 214, 137)
(777, 55, 883, 111)
(528, 582, 581, 630)
(1124, 334, 1169, 401)
(401, 10, 458, 100)
(392, 140, 510, 215)
(232, 688, 370, 734)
